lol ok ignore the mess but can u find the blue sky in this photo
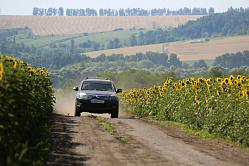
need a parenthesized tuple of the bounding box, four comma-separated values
(1, 0, 249, 15)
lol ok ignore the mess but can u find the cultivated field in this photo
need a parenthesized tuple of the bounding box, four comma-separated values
(0, 15, 203, 35)
(167, 36, 249, 61)
(83, 35, 249, 61)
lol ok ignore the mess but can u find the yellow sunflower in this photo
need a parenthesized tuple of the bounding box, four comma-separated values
(237, 75, 241, 80)
(0, 63, 4, 81)
(217, 78, 222, 84)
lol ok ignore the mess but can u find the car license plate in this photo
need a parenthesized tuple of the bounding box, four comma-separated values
(91, 99, 104, 104)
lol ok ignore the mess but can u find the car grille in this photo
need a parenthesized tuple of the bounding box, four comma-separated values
(88, 95, 107, 100)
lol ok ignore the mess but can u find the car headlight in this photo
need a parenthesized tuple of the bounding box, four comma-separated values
(77, 93, 88, 100)
(109, 94, 119, 100)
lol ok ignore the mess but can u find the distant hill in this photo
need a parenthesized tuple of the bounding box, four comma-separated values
(0, 15, 203, 35)
(171, 11, 249, 39)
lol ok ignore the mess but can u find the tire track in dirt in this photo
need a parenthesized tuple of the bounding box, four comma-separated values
(47, 112, 249, 166)
(108, 118, 231, 166)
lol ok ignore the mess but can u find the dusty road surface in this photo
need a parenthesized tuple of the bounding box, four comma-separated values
(46, 108, 249, 166)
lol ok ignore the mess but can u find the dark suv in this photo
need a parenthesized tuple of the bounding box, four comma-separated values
(73, 77, 122, 118)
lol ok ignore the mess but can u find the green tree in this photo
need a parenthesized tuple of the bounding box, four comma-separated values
(204, 67, 227, 78)
(138, 31, 145, 45)
(193, 59, 208, 69)
(47, 8, 52, 16)
(0, 42, 7, 54)
(58, 7, 64, 16)
(129, 34, 137, 47)
(96, 53, 106, 62)
(156, 34, 166, 43)
(49, 43, 57, 48)
(66, 9, 71, 16)
(107, 40, 114, 49)
(208, 7, 215, 14)
(168, 54, 182, 68)
(136, 59, 154, 69)
(91, 42, 100, 51)
(232, 69, 249, 76)
(114, 38, 120, 48)
(33, 7, 39, 15)
(70, 39, 75, 54)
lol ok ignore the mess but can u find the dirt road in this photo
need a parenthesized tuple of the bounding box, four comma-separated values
(46, 109, 249, 166)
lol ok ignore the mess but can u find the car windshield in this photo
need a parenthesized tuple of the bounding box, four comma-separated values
(81, 82, 114, 91)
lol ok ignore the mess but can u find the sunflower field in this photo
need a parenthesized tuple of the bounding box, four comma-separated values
(0, 53, 55, 165)
(119, 76, 249, 147)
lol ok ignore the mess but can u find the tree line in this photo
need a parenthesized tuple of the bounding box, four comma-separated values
(32, 7, 215, 16)
(19, 51, 181, 70)
(128, 10, 249, 47)
(213, 50, 249, 69)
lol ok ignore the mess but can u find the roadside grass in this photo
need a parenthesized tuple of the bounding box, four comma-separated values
(156, 117, 249, 151)
(115, 136, 130, 143)
(88, 115, 114, 134)
(96, 116, 114, 134)
(169, 121, 249, 152)
(88, 114, 132, 144)
(131, 145, 140, 148)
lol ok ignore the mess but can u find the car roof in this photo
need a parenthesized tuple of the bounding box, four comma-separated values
(82, 78, 113, 83)
(84, 79, 111, 82)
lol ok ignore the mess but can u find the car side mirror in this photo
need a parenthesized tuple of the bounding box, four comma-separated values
(116, 89, 122, 93)
(73, 87, 78, 91)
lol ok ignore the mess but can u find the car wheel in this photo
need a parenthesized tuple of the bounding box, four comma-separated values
(111, 108, 118, 118)
(75, 107, 81, 116)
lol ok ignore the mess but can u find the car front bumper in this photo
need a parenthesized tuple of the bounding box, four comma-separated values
(76, 99, 119, 114)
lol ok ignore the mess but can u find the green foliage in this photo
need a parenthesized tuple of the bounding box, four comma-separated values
(173, 11, 249, 39)
(96, 69, 179, 91)
(45, 52, 172, 88)
(193, 59, 208, 69)
(169, 54, 182, 68)
(129, 34, 137, 46)
(213, 51, 249, 69)
(21, 49, 249, 89)
(49, 43, 57, 48)
(0, 54, 55, 165)
(203, 66, 228, 78)
(231, 69, 249, 76)
(70, 39, 75, 54)
(183, 59, 214, 67)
